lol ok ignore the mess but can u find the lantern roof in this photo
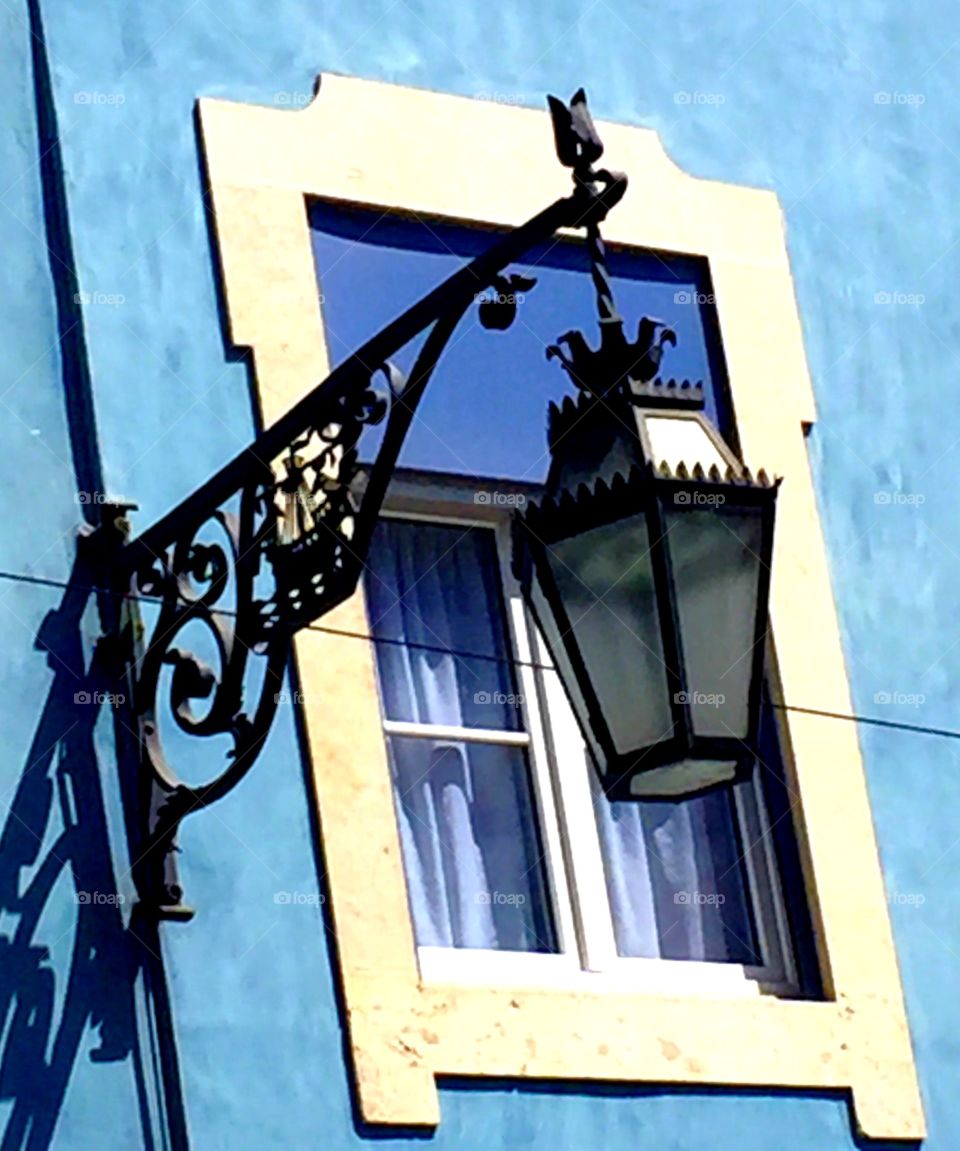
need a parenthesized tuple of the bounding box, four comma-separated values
(518, 457, 780, 547)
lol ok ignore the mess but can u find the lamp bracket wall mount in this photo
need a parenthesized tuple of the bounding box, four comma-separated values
(95, 88, 684, 919)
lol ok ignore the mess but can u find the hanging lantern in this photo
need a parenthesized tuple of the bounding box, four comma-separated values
(513, 374, 779, 800)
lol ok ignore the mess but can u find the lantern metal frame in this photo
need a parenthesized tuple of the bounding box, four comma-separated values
(512, 390, 779, 799)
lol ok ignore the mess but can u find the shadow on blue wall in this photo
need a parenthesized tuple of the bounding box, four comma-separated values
(0, 553, 179, 1150)
(0, 4, 188, 1147)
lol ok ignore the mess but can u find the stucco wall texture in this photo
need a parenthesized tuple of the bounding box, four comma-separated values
(1, 0, 958, 1148)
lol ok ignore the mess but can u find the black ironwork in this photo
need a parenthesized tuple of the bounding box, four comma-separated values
(545, 88, 676, 400)
(110, 87, 644, 918)
(496, 92, 783, 802)
(513, 447, 779, 799)
(515, 273, 780, 799)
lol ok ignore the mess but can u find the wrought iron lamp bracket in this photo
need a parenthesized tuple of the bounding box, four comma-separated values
(99, 87, 679, 919)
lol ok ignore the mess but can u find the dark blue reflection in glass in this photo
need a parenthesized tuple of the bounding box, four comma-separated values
(309, 200, 735, 481)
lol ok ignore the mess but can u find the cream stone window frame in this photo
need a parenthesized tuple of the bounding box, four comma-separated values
(198, 74, 925, 1141)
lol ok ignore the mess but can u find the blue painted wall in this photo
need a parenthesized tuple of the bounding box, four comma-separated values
(1, 0, 958, 1147)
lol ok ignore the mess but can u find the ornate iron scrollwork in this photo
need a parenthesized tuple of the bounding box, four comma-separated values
(111, 87, 644, 918)
(121, 359, 410, 917)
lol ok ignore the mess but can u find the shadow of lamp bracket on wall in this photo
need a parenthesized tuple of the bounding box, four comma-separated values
(94, 89, 778, 921)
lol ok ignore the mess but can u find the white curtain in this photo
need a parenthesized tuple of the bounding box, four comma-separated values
(594, 768, 758, 963)
(367, 518, 756, 963)
(367, 520, 552, 952)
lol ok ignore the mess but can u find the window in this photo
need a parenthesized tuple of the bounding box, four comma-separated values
(364, 484, 799, 996)
(202, 77, 924, 1136)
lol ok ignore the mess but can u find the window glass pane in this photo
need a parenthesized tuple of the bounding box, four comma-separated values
(365, 519, 523, 730)
(309, 202, 735, 481)
(389, 735, 557, 953)
(592, 768, 760, 964)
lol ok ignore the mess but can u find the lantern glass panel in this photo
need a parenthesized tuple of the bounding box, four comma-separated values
(523, 553, 606, 772)
(662, 504, 765, 739)
(546, 514, 672, 755)
(643, 414, 728, 473)
(627, 758, 737, 798)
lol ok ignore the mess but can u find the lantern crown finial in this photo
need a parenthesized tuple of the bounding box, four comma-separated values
(545, 316, 679, 400)
(545, 90, 685, 406)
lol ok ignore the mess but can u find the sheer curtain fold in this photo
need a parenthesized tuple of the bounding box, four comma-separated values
(596, 774, 759, 964)
(368, 521, 553, 953)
